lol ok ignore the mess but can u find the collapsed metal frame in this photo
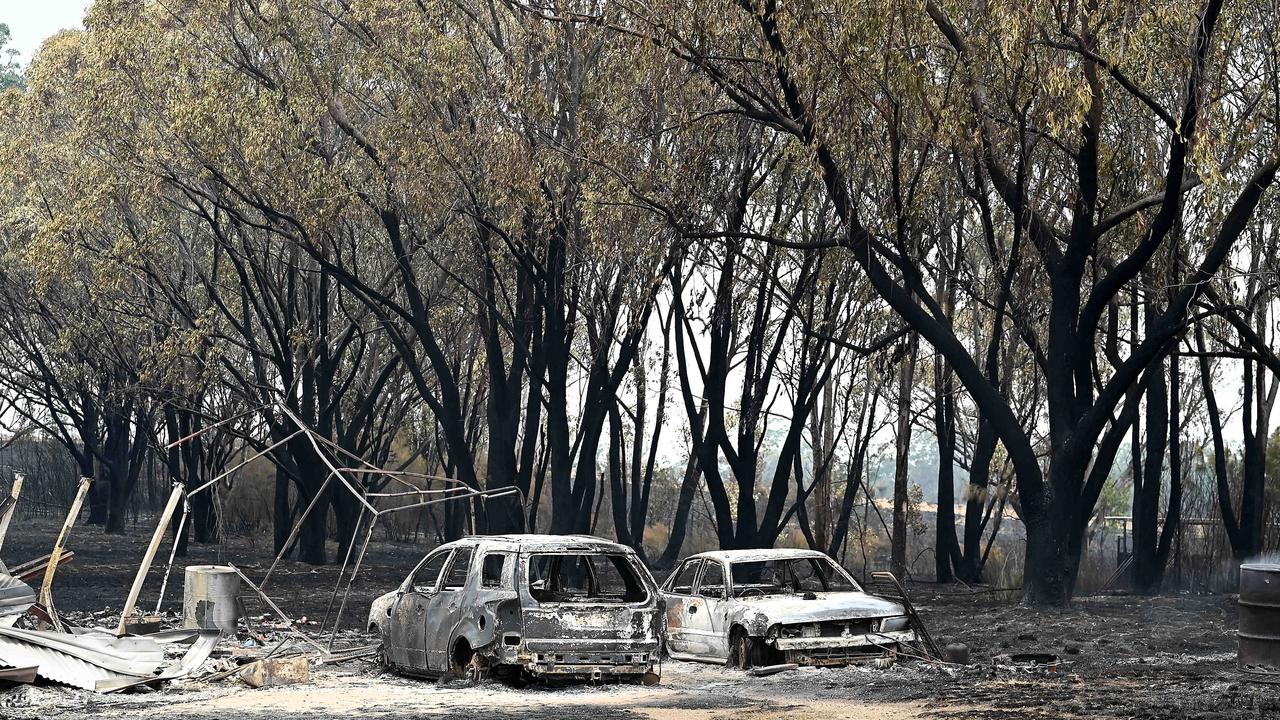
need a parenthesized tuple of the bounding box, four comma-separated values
(135, 401, 522, 653)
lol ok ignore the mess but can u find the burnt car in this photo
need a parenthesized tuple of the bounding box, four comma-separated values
(368, 534, 663, 682)
(661, 549, 917, 668)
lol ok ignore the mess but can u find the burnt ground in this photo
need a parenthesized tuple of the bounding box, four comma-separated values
(2, 516, 1277, 720)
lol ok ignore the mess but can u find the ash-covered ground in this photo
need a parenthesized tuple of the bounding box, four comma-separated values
(1, 517, 1275, 719)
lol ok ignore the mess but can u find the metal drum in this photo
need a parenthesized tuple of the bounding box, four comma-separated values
(183, 565, 241, 632)
(1239, 561, 1280, 674)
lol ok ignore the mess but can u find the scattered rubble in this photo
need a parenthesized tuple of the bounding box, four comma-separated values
(0, 468, 375, 698)
(0, 403, 522, 703)
(238, 657, 311, 688)
(748, 662, 799, 676)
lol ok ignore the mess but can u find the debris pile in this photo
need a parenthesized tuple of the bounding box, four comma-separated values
(0, 476, 224, 692)
(0, 551, 373, 695)
(0, 412, 443, 701)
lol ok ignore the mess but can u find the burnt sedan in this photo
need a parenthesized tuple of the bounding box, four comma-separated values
(661, 549, 917, 668)
(368, 534, 663, 682)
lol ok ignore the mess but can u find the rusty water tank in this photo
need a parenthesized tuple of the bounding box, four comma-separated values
(183, 565, 241, 632)
(1239, 561, 1280, 674)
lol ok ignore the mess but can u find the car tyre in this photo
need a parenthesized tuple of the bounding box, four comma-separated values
(451, 640, 484, 684)
(729, 627, 762, 670)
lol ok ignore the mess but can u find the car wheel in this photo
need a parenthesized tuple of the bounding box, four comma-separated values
(451, 640, 483, 683)
(729, 628, 756, 670)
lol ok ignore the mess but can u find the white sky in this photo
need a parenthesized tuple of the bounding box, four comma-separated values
(3, 2, 91, 67)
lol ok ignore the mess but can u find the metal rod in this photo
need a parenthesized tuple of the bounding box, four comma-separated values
(375, 487, 520, 517)
(154, 496, 190, 615)
(259, 473, 335, 592)
(187, 430, 303, 498)
(328, 515, 378, 652)
(274, 404, 376, 514)
(320, 506, 365, 634)
(333, 468, 469, 485)
(228, 565, 329, 656)
(164, 405, 264, 449)
(365, 485, 473, 498)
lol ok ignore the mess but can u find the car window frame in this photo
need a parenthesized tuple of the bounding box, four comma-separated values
(407, 548, 454, 595)
(440, 545, 475, 591)
(818, 556, 862, 592)
(788, 558, 828, 592)
(663, 558, 703, 596)
(479, 551, 514, 590)
(696, 559, 727, 600)
(525, 551, 651, 604)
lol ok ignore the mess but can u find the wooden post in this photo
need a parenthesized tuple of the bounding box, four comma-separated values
(39, 477, 92, 631)
(0, 473, 24, 554)
(154, 495, 191, 614)
(116, 483, 184, 636)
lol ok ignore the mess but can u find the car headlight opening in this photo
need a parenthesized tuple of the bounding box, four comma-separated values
(880, 616, 910, 632)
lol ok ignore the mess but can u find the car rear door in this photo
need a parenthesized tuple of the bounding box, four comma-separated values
(424, 545, 474, 672)
(520, 551, 662, 663)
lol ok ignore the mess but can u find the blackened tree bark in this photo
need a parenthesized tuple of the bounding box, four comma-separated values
(632, 0, 1280, 603)
(658, 402, 706, 567)
(828, 370, 883, 560)
(1131, 353, 1169, 592)
(933, 352, 960, 583)
(1194, 235, 1278, 561)
(890, 335, 918, 579)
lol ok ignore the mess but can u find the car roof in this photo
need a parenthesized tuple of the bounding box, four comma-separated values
(434, 533, 637, 554)
(684, 548, 832, 563)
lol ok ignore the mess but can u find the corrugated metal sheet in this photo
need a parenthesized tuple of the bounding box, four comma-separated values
(0, 626, 166, 690)
(0, 626, 165, 675)
(97, 630, 222, 693)
(0, 626, 220, 693)
(0, 634, 129, 690)
(0, 573, 36, 622)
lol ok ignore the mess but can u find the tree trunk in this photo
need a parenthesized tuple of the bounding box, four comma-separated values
(191, 489, 218, 544)
(607, 402, 635, 549)
(1021, 510, 1072, 605)
(332, 491, 361, 561)
(891, 335, 917, 579)
(659, 406, 706, 566)
(105, 476, 131, 534)
(810, 378, 835, 555)
(293, 448, 329, 565)
(1132, 359, 1168, 593)
(934, 354, 960, 583)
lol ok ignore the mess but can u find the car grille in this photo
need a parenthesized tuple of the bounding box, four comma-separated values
(786, 619, 874, 638)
